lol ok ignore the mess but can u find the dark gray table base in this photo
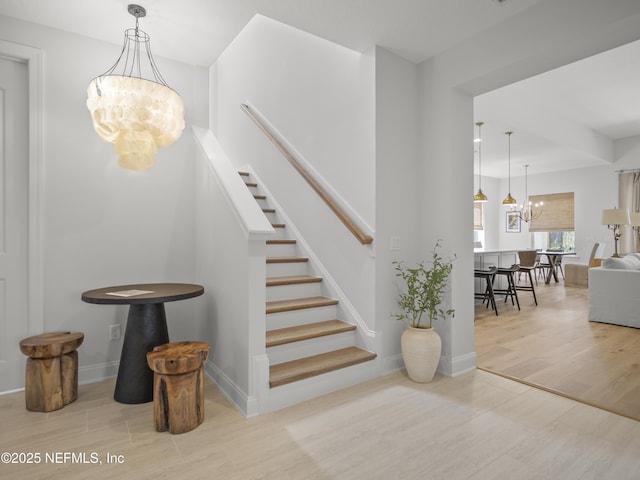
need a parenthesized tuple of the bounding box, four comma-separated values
(114, 303, 169, 404)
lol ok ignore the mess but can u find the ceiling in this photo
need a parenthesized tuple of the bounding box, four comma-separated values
(475, 38, 640, 179)
(2, 0, 639, 178)
(0, 0, 543, 66)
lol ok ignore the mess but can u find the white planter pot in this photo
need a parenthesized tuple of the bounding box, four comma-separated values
(401, 326, 442, 383)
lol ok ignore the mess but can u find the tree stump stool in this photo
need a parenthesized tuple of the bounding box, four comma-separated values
(19, 331, 84, 412)
(146, 341, 210, 434)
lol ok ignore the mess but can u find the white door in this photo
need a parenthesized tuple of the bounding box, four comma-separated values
(0, 56, 29, 391)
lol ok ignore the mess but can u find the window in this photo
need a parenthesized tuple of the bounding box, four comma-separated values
(532, 231, 575, 252)
(529, 192, 575, 252)
(529, 192, 574, 232)
(548, 231, 575, 251)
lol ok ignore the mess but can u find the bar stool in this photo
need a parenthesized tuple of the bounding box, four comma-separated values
(493, 264, 520, 310)
(475, 266, 498, 316)
(516, 250, 538, 305)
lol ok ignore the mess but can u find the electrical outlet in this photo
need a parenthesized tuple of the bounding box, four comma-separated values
(109, 324, 121, 341)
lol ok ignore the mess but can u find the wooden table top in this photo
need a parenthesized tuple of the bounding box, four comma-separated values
(81, 283, 204, 305)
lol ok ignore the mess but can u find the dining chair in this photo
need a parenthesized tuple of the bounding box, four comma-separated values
(589, 242, 606, 267)
(535, 250, 549, 281)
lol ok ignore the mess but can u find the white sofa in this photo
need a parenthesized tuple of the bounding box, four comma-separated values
(588, 253, 640, 328)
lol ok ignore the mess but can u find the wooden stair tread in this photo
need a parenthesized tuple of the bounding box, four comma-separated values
(254, 194, 266, 200)
(262, 208, 276, 213)
(266, 239, 296, 245)
(266, 296, 337, 314)
(238, 171, 249, 177)
(269, 347, 376, 388)
(266, 320, 355, 347)
(267, 256, 308, 264)
(244, 182, 258, 187)
(272, 223, 286, 228)
(266, 275, 322, 287)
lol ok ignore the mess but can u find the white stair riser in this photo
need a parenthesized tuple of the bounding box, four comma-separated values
(263, 211, 278, 223)
(267, 304, 338, 329)
(266, 282, 323, 302)
(265, 361, 378, 412)
(266, 243, 297, 257)
(267, 262, 309, 277)
(254, 197, 269, 209)
(269, 227, 291, 241)
(267, 331, 356, 364)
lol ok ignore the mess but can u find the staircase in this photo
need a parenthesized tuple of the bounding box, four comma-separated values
(239, 171, 377, 392)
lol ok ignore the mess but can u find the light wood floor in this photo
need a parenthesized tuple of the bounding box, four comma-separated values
(475, 277, 640, 421)
(2, 369, 640, 479)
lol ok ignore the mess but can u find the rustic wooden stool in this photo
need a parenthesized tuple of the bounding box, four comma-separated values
(146, 341, 210, 434)
(19, 331, 84, 412)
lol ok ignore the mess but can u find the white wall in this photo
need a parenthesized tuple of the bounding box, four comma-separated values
(0, 15, 208, 387)
(374, 47, 420, 370)
(212, 14, 376, 329)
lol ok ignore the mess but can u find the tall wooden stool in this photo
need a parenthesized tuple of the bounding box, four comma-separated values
(19, 331, 84, 412)
(146, 341, 210, 434)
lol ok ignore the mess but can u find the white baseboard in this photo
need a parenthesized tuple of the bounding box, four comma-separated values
(78, 361, 119, 385)
(204, 360, 257, 418)
(380, 353, 405, 375)
(438, 351, 478, 377)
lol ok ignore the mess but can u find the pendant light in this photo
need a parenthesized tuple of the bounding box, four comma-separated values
(86, 4, 185, 171)
(515, 164, 543, 222)
(502, 131, 517, 206)
(473, 121, 488, 203)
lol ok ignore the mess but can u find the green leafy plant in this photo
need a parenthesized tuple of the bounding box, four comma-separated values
(393, 240, 456, 329)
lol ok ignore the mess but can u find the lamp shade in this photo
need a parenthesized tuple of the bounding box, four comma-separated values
(631, 212, 640, 227)
(601, 208, 630, 226)
(87, 76, 184, 171)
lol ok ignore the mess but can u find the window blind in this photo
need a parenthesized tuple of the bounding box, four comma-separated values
(529, 192, 574, 232)
(474, 202, 483, 230)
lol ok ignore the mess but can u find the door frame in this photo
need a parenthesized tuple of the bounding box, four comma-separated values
(0, 40, 44, 336)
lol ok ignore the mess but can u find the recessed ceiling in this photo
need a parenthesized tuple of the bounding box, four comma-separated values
(475, 38, 640, 178)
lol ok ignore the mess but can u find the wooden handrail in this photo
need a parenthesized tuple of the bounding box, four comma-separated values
(240, 104, 373, 245)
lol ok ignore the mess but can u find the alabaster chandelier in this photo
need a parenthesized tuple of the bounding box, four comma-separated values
(86, 4, 185, 171)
